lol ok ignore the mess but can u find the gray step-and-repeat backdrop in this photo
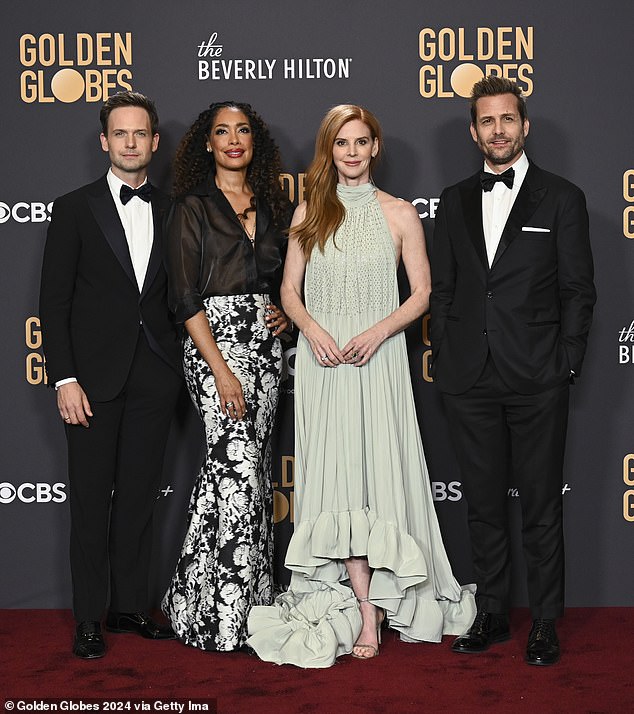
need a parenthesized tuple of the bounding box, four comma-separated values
(2, 0, 633, 609)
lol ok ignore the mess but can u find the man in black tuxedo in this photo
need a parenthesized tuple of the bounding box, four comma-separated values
(40, 91, 182, 659)
(430, 76, 595, 666)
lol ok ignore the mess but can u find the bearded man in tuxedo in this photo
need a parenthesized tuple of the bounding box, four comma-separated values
(40, 91, 182, 658)
(430, 76, 595, 666)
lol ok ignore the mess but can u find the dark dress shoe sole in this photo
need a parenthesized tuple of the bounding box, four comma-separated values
(105, 619, 175, 639)
(73, 648, 106, 659)
(73, 639, 106, 659)
(525, 652, 560, 666)
(452, 632, 511, 653)
(105, 626, 174, 639)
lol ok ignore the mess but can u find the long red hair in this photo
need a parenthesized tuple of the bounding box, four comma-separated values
(292, 105, 383, 258)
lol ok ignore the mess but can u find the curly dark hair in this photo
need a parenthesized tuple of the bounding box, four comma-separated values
(172, 101, 289, 227)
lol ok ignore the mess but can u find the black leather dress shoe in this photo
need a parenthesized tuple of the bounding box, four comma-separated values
(525, 618, 559, 666)
(73, 620, 106, 659)
(105, 611, 176, 639)
(451, 610, 511, 653)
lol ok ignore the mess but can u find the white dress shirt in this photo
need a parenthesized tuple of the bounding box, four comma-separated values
(482, 151, 529, 267)
(106, 168, 154, 291)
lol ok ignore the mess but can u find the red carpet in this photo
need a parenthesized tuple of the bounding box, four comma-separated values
(2, 609, 633, 713)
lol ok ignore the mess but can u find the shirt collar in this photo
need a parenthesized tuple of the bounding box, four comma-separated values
(482, 151, 529, 181)
(107, 168, 148, 195)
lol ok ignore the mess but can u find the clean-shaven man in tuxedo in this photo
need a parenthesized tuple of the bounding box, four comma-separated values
(430, 76, 595, 666)
(40, 91, 182, 659)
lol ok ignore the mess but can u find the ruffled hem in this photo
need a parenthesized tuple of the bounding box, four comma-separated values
(285, 509, 429, 588)
(247, 582, 361, 668)
(246, 509, 476, 666)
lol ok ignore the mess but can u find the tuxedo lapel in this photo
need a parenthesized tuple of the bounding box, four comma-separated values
(140, 193, 165, 299)
(86, 176, 138, 290)
(459, 175, 488, 272)
(490, 164, 548, 270)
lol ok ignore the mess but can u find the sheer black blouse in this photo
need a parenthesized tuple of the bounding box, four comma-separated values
(167, 181, 291, 323)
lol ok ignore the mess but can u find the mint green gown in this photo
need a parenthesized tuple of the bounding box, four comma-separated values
(247, 183, 475, 667)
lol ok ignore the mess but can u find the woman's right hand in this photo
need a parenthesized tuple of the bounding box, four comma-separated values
(304, 323, 344, 367)
(214, 365, 246, 420)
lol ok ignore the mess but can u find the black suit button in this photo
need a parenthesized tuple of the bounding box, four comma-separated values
(486, 291, 493, 299)
(483, 329, 487, 335)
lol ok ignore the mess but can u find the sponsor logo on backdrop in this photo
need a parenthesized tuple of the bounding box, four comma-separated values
(418, 26, 534, 99)
(274, 456, 295, 524)
(623, 170, 634, 239)
(0, 201, 52, 224)
(618, 320, 634, 364)
(624, 455, 634, 522)
(508, 484, 571, 498)
(25, 317, 47, 385)
(0, 481, 66, 504)
(19, 32, 133, 103)
(197, 32, 352, 81)
(272, 456, 463, 526)
(412, 196, 440, 220)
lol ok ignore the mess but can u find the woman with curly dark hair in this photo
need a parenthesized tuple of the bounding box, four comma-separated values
(162, 101, 292, 651)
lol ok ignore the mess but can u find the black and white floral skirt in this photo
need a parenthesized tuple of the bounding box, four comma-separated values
(162, 293, 282, 651)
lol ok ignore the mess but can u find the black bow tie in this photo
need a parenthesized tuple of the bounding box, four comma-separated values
(120, 182, 152, 205)
(480, 167, 514, 192)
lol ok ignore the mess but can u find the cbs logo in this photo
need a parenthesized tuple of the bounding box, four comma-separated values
(0, 201, 52, 224)
(0, 482, 66, 504)
(432, 481, 462, 501)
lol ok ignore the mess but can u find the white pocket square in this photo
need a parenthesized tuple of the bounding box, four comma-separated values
(522, 226, 550, 233)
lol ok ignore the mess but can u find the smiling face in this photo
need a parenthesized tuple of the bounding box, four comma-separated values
(99, 106, 159, 185)
(470, 93, 529, 172)
(331, 118, 378, 185)
(206, 107, 254, 172)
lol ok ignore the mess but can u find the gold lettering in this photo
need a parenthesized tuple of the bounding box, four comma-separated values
(117, 68, 133, 92)
(624, 206, 634, 239)
(624, 490, 634, 522)
(38, 34, 56, 67)
(273, 491, 289, 523)
(281, 455, 294, 488)
(437, 28, 455, 62)
(624, 454, 634, 486)
(457, 28, 474, 60)
(497, 27, 513, 60)
(477, 28, 494, 61)
(419, 28, 436, 61)
(422, 350, 433, 383)
(76, 33, 93, 66)
(25, 317, 42, 349)
(20, 71, 38, 102)
(95, 33, 112, 65)
(26, 352, 47, 385)
(279, 173, 295, 203)
(57, 35, 72, 66)
(114, 32, 133, 65)
(422, 314, 431, 346)
(623, 170, 634, 202)
(516, 27, 534, 60)
(19, 34, 37, 66)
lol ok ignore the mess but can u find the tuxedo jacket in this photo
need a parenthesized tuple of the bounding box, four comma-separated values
(430, 161, 596, 395)
(40, 174, 181, 402)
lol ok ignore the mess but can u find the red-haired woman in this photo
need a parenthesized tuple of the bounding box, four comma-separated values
(248, 105, 475, 667)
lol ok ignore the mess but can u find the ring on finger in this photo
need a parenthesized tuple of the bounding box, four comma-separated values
(321, 355, 328, 362)
(225, 401, 235, 408)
